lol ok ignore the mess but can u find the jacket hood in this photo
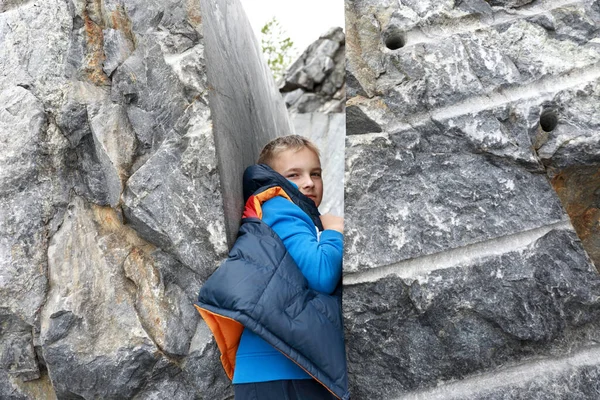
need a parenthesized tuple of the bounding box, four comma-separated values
(243, 164, 323, 231)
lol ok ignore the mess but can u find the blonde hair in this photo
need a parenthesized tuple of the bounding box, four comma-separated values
(257, 135, 320, 166)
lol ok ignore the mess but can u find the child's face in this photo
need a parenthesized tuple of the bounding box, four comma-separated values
(271, 147, 323, 207)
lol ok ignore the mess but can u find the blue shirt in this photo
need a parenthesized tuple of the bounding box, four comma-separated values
(232, 195, 343, 384)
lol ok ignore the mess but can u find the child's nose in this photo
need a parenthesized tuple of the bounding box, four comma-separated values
(302, 175, 315, 188)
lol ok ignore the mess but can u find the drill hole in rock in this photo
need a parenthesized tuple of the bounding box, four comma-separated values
(385, 32, 406, 50)
(539, 110, 558, 132)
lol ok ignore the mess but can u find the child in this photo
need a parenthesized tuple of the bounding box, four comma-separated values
(196, 135, 349, 400)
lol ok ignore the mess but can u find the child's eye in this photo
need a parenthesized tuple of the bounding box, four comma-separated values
(287, 173, 298, 178)
(311, 172, 322, 178)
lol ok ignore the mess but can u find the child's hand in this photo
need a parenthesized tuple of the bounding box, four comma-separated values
(320, 214, 344, 233)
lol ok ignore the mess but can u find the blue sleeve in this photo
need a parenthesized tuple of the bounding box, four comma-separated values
(261, 196, 343, 294)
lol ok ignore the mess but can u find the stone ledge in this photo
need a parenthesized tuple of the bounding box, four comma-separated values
(396, 0, 592, 49)
(344, 128, 565, 271)
(344, 75, 600, 271)
(397, 345, 600, 400)
(343, 220, 571, 285)
(346, 0, 600, 104)
(343, 228, 600, 399)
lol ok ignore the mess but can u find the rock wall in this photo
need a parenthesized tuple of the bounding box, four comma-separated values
(201, 0, 294, 246)
(344, 0, 600, 399)
(280, 27, 346, 114)
(0, 0, 287, 397)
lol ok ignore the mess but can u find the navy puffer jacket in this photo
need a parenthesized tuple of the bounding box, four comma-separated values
(196, 164, 350, 400)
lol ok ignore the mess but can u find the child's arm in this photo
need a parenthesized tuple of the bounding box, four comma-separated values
(262, 196, 343, 294)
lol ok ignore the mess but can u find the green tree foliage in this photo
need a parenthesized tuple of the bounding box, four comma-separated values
(260, 17, 295, 81)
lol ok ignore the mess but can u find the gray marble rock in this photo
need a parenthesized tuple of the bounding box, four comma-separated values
(103, 28, 135, 77)
(346, 105, 382, 135)
(543, 5, 600, 45)
(383, 21, 597, 118)
(399, 347, 600, 399)
(179, 322, 233, 400)
(0, 369, 56, 399)
(446, 364, 600, 400)
(163, 43, 209, 105)
(464, 366, 600, 400)
(489, 0, 535, 7)
(348, 75, 599, 174)
(536, 80, 600, 172)
(71, 134, 121, 206)
(56, 84, 138, 207)
(344, 0, 600, 273)
(344, 123, 564, 271)
(346, 1, 600, 104)
(344, 229, 600, 399)
(199, 0, 293, 246)
(44, 343, 158, 399)
(0, 87, 60, 385)
(89, 101, 137, 206)
(1, 0, 229, 397)
(0, 84, 46, 206)
(346, 69, 368, 99)
(55, 82, 105, 149)
(345, 0, 600, 399)
(111, 38, 189, 157)
(0, 312, 38, 382)
(0, 0, 71, 102)
(116, 0, 202, 54)
(280, 27, 346, 114)
(41, 195, 207, 396)
(123, 102, 227, 278)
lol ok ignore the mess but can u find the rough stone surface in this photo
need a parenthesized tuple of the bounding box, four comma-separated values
(344, 125, 564, 271)
(200, 0, 294, 247)
(345, 0, 600, 399)
(552, 166, 600, 271)
(0, 0, 232, 397)
(346, 105, 382, 135)
(534, 70, 600, 272)
(344, 229, 600, 399)
(42, 197, 172, 395)
(346, 75, 600, 273)
(0, 312, 38, 382)
(103, 28, 135, 77)
(454, 364, 600, 400)
(345, 0, 600, 269)
(111, 36, 190, 160)
(280, 27, 346, 114)
(536, 80, 600, 172)
(0, 86, 70, 389)
(123, 102, 228, 277)
(399, 347, 600, 399)
(41, 196, 228, 398)
(0, 87, 50, 328)
(346, 1, 600, 102)
(0, 370, 57, 400)
(0, 0, 72, 102)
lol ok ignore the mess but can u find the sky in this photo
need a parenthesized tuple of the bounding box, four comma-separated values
(239, 0, 345, 60)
